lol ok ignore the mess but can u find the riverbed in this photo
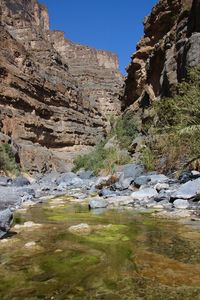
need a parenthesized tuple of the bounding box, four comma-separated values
(1, 196, 200, 300)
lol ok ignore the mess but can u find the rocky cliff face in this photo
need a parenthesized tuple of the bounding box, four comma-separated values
(0, 0, 123, 173)
(123, 0, 200, 112)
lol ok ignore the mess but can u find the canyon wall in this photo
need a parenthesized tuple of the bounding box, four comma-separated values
(0, 0, 123, 173)
(123, 0, 200, 115)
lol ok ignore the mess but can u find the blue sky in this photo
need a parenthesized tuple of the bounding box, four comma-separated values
(40, 0, 158, 74)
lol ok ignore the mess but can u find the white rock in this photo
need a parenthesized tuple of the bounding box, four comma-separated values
(68, 223, 92, 235)
(131, 188, 158, 201)
(14, 221, 42, 230)
(154, 183, 170, 192)
(173, 199, 190, 209)
(25, 241, 36, 248)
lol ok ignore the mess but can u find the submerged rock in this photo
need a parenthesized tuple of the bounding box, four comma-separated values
(89, 199, 108, 209)
(14, 221, 42, 230)
(68, 223, 92, 235)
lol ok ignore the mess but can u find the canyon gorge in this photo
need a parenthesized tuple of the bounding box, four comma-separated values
(0, 0, 200, 173)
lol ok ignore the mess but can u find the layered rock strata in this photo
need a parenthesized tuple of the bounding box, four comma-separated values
(123, 0, 200, 112)
(0, 0, 123, 173)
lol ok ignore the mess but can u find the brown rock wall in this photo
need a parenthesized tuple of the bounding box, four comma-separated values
(123, 0, 200, 111)
(0, 0, 123, 173)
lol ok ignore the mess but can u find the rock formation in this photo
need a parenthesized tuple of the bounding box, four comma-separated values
(123, 0, 200, 112)
(0, 0, 123, 173)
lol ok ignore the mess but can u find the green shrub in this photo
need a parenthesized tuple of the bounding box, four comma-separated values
(148, 65, 200, 172)
(110, 111, 139, 148)
(73, 141, 130, 175)
(0, 143, 19, 175)
(140, 147, 155, 171)
(73, 111, 139, 175)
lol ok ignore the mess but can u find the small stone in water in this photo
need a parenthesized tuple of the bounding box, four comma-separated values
(68, 223, 92, 235)
(25, 241, 36, 248)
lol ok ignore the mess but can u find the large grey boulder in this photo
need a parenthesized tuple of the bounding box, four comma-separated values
(131, 188, 158, 201)
(0, 209, 13, 238)
(0, 186, 36, 210)
(0, 176, 12, 187)
(99, 188, 116, 198)
(56, 172, 83, 188)
(89, 199, 108, 209)
(134, 176, 151, 187)
(12, 176, 30, 187)
(173, 178, 200, 199)
(117, 164, 144, 190)
(120, 163, 144, 179)
(134, 174, 169, 188)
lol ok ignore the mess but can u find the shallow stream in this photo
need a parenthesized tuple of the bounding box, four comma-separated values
(1, 196, 200, 300)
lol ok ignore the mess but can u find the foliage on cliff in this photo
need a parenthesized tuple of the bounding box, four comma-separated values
(146, 66, 200, 172)
(0, 143, 19, 175)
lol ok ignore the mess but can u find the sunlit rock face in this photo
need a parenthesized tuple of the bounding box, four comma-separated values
(0, 0, 123, 173)
(123, 0, 200, 110)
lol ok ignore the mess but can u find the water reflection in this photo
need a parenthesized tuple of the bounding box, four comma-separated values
(0, 200, 200, 299)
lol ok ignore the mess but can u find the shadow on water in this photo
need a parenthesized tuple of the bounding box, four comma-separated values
(0, 197, 200, 299)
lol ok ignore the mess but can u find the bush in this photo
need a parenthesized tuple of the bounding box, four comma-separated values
(0, 143, 19, 175)
(73, 141, 130, 175)
(110, 112, 139, 148)
(140, 147, 155, 171)
(73, 112, 139, 175)
(147, 66, 200, 172)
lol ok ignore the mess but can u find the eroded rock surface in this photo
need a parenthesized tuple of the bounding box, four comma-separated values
(0, 0, 123, 173)
(123, 0, 199, 114)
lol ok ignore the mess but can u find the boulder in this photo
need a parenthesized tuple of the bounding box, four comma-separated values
(154, 183, 170, 192)
(89, 199, 108, 209)
(134, 175, 150, 187)
(0, 186, 36, 210)
(77, 170, 94, 180)
(105, 196, 133, 207)
(0, 176, 12, 187)
(95, 175, 118, 189)
(158, 199, 172, 209)
(179, 170, 200, 184)
(131, 188, 158, 201)
(134, 174, 169, 188)
(155, 190, 171, 202)
(173, 199, 190, 209)
(12, 176, 30, 187)
(120, 163, 144, 179)
(173, 178, 200, 199)
(56, 172, 83, 188)
(0, 209, 13, 238)
(147, 174, 169, 184)
(117, 164, 144, 190)
(99, 188, 116, 198)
